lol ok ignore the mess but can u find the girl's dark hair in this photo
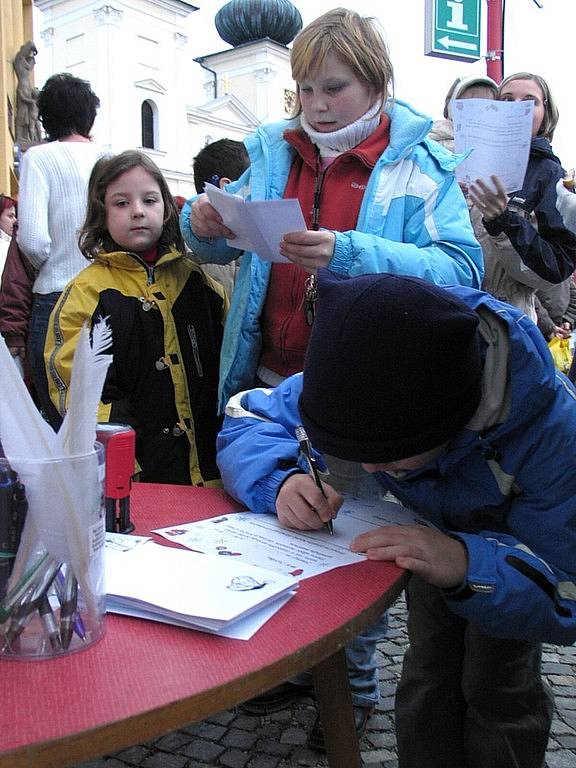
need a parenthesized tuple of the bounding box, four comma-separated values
(37, 73, 100, 140)
(79, 150, 184, 259)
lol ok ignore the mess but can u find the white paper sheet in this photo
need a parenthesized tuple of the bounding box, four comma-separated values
(453, 98, 534, 193)
(105, 541, 298, 633)
(111, 590, 297, 640)
(204, 183, 306, 263)
(153, 495, 429, 580)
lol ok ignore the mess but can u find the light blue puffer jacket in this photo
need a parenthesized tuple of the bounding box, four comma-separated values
(181, 100, 483, 410)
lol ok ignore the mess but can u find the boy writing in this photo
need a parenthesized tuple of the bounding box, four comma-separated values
(217, 269, 576, 768)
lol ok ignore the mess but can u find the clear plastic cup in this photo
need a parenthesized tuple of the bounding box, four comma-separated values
(0, 443, 106, 659)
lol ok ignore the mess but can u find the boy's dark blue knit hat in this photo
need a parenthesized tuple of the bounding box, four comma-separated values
(298, 270, 483, 463)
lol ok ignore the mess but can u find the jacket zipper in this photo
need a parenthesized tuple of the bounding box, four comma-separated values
(188, 324, 204, 377)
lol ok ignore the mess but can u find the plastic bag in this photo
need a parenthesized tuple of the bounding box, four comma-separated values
(548, 336, 573, 374)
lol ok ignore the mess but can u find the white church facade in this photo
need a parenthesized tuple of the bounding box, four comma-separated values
(33, 0, 301, 197)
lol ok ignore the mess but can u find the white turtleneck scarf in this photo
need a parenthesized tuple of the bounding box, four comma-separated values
(299, 99, 384, 157)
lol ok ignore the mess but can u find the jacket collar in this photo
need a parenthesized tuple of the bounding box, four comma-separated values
(283, 115, 391, 171)
(93, 245, 182, 271)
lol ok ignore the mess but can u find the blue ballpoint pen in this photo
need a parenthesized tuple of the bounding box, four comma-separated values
(55, 569, 85, 644)
(295, 425, 334, 535)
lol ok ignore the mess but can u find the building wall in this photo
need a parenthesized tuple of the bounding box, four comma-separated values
(0, 0, 34, 196)
(197, 41, 296, 126)
(32, 0, 297, 199)
(35, 0, 205, 196)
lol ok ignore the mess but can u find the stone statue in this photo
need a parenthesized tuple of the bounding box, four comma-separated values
(13, 41, 42, 145)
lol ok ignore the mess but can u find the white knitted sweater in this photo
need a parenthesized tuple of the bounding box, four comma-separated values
(17, 141, 107, 294)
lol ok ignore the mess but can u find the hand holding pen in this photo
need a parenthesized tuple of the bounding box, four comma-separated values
(273, 427, 340, 533)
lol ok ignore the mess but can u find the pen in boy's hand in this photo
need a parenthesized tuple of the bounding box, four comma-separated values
(295, 425, 334, 535)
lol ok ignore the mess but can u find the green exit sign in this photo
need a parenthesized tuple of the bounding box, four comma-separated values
(425, 0, 482, 62)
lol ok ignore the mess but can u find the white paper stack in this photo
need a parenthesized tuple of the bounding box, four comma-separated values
(105, 541, 298, 637)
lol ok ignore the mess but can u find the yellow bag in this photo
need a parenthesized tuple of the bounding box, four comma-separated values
(548, 336, 573, 374)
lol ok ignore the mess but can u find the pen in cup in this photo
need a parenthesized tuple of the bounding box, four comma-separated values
(295, 425, 334, 535)
(57, 567, 84, 648)
(38, 593, 62, 651)
(0, 552, 52, 621)
(1, 585, 38, 652)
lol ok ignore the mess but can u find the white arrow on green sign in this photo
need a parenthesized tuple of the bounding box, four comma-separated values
(424, 0, 482, 62)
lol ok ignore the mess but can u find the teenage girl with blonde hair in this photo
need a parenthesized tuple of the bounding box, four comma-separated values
(181, 6, 483, 751)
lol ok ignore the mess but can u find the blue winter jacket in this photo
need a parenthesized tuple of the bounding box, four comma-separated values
(181, 100, 483, 411)
(217, 287, 576, 646)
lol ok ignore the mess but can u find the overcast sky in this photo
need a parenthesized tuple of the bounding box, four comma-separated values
(185, 0, 576, 166)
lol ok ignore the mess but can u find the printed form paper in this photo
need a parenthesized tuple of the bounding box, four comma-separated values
(154, 495, 428, 580)
(105, 541, 298, 639)
(204, 182, 306, 263)
(453, 98, 534, 193)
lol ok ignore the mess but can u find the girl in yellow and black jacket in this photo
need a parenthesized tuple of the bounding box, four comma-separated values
(45, 150, 227, 486)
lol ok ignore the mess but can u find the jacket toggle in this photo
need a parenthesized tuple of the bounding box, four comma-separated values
(155, 353, 180, 371)
(138, 296, 157, 312)
(162, 418, 191, 437)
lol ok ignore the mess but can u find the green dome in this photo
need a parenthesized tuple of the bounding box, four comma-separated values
(215, 0, 303, 47)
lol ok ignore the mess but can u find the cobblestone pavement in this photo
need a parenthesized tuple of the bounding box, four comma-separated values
(76, 596, 576, 768)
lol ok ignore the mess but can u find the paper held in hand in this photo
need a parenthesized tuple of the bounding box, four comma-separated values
(204, 182, 306, 263)
(453, 98, 534, 193)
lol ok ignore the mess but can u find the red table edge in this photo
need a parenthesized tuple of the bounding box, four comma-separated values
(2, 573, 408, 768)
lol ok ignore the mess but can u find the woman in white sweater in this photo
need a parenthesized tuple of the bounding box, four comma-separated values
(17, 73, 106, 428)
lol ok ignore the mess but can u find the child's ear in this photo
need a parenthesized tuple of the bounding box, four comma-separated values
(218, 177, 232, 189)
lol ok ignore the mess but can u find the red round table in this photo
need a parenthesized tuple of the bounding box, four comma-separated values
(0, 483, 408, 768)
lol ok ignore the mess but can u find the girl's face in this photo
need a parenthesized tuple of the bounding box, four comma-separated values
(298, 52, 379, 133)
(499, 78, 545, 137)
(104, 166, 164, 253)
(0, 205, 16, 237)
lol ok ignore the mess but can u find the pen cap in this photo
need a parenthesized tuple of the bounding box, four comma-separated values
(96, 424, 136, 499)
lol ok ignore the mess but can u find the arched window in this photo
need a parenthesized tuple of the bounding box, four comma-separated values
(141, 100, 157, 149)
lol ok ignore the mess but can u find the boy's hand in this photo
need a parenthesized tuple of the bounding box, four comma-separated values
(276, 473, 342, 531)
(350, 525, 468, 589)
(190, 194, 236, 240)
